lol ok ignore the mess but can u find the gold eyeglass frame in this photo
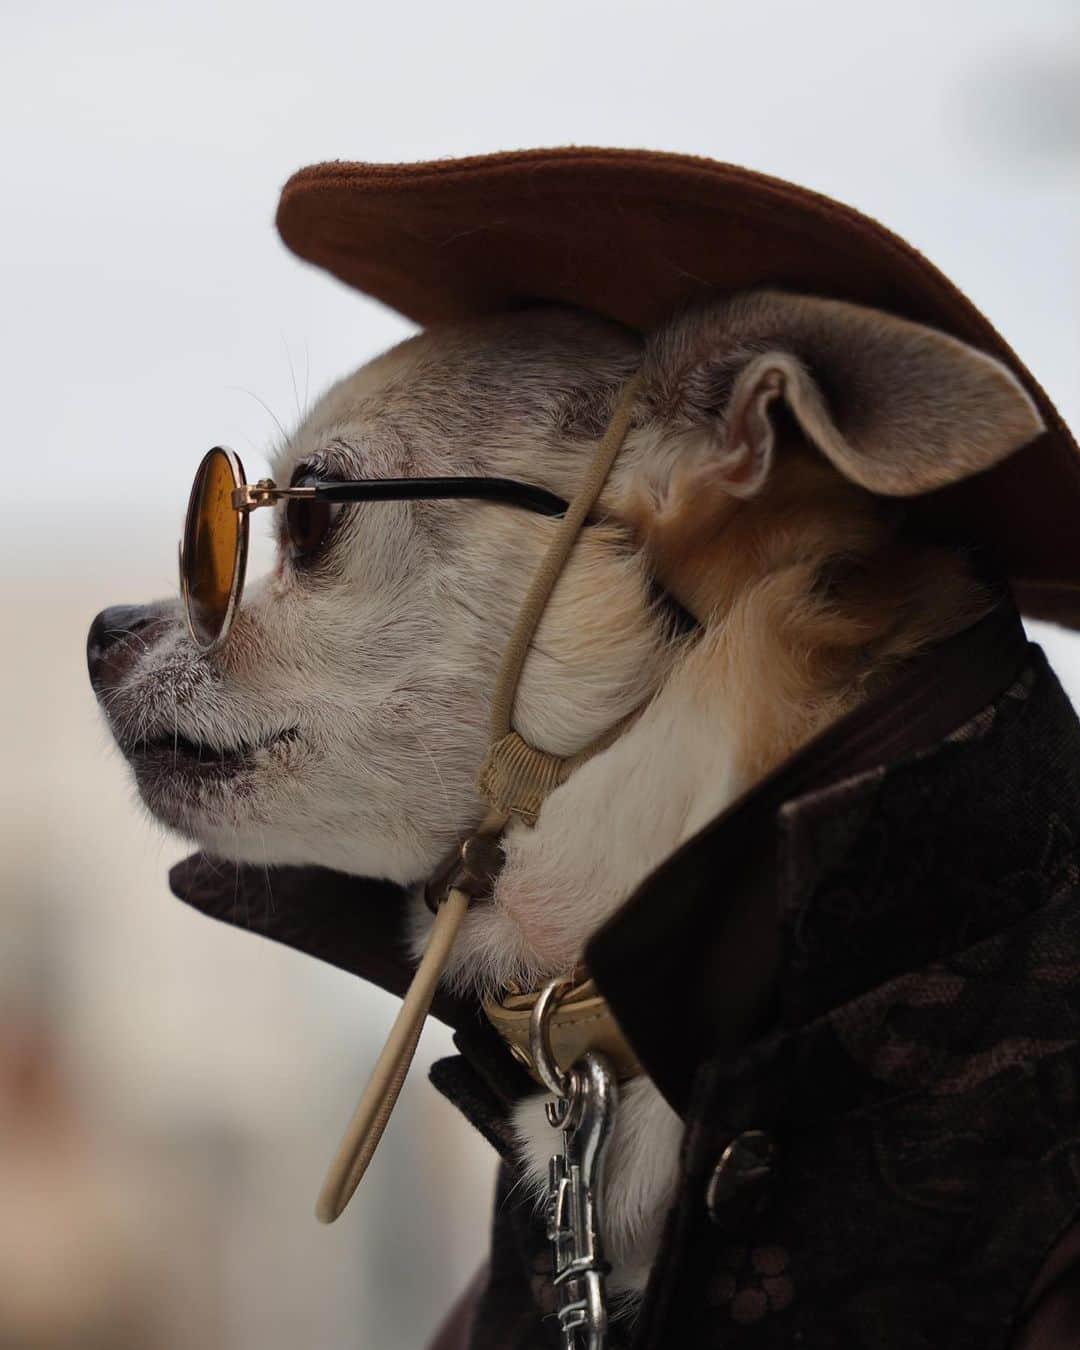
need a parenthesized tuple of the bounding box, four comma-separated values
(179, 445, 571, 654)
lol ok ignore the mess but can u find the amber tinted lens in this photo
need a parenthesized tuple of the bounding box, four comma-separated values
(182, 448, 244, 648)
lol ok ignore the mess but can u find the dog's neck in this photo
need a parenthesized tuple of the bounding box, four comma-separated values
(436, 457, 993, 1002)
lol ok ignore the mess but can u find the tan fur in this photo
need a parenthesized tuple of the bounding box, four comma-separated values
(621, 440, 993, 787)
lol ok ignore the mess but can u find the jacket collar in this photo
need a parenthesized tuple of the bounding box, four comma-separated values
(586, 591, 1031, 1112)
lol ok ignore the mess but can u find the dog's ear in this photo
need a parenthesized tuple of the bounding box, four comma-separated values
(650, 291, 1046, 498)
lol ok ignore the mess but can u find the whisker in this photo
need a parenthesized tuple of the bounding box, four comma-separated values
(303, 340, 311, 419)
(256, 826, 277, 925)
(282, 332, 302, 424)
(227, 385, 290, 451)
(101, 624, 153, 652)
(411, 730, 452, 817)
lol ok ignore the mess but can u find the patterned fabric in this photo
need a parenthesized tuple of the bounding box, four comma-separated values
(442, 644, 1080, 1349)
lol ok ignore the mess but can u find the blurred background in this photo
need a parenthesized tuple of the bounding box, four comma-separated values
(1, 1, 1078, 1346)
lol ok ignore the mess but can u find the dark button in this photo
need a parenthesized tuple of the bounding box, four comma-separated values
(705, 1129, 777, 1229)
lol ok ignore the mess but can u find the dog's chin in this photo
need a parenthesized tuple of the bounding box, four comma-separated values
(121, 729, 456, 881)
(124, 727, 301, 841)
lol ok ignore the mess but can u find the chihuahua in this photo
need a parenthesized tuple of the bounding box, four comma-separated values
(88, 291, 1043, 1298)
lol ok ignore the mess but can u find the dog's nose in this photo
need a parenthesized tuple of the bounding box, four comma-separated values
(87, 604, 159, 689)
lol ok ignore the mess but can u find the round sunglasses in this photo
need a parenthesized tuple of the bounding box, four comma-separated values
(179, 446, 571, 652)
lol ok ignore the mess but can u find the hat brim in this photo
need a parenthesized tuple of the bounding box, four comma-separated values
(276, 146, 1080, 629)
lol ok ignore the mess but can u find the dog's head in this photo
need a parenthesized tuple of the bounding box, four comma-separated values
(88, 308, 662, 880)
(88, 294, 1042, 883)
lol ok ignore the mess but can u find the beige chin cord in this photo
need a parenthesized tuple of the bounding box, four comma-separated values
(316, 371, 642, 1224)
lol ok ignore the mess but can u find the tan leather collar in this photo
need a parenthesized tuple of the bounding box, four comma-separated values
(425, 831, 644, 1085)
(483, 974, 641, 1086)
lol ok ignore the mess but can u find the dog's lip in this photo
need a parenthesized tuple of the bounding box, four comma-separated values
(126, 726, 300, 776)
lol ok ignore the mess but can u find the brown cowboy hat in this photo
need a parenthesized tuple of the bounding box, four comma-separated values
(276, 145, 1080, 628)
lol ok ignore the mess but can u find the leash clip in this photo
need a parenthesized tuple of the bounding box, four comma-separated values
(533, 978, 618, 1350)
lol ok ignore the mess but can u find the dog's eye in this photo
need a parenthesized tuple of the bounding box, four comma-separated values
(284, 474, 338, 563)
(286, 497, 333, 558)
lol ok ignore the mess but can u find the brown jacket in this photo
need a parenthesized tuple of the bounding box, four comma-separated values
(172, 597, 1080, 1348)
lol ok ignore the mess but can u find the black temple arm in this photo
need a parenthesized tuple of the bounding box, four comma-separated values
(314, 476, 569, 517)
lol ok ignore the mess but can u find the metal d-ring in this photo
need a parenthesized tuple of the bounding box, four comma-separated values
(529, 976, 576, 1100)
